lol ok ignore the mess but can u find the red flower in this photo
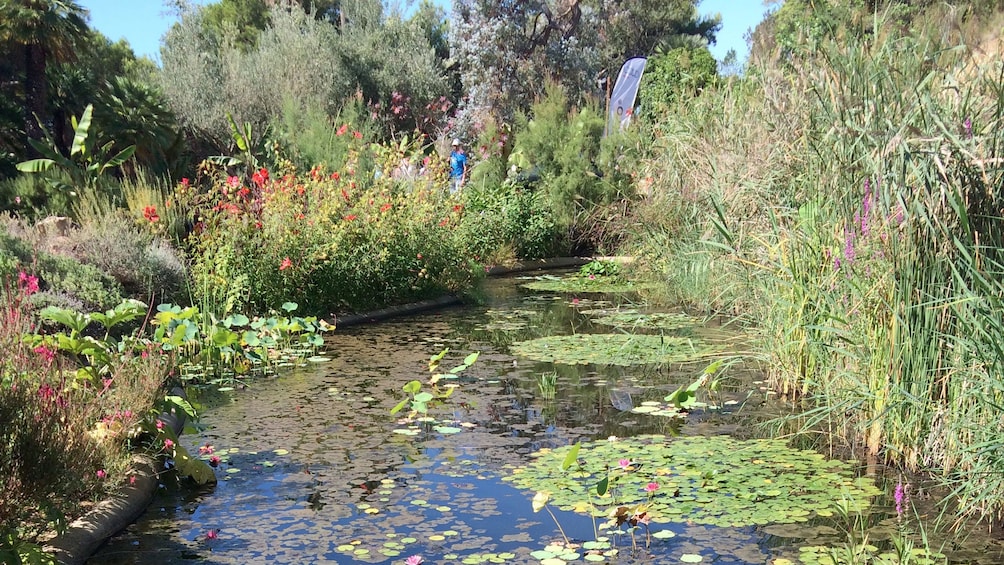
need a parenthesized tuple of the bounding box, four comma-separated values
(453, 204, 462, 212)
(143, 205, 159, 223)
(252, 168, 269, 187)
(341, 189, 351, 203)
(279, 257, 293, 271)
(352, 131, 362, 139)
(380, 203, 392, 212)
(438, 218, 449, 227)
(180, 177, 190, 189)
(336, 124, 349, 136)
(331, 172, 340, 181)
(238, 187, 250, 198)
(227, 175, 241, 188)
(345, 214, 357, 221)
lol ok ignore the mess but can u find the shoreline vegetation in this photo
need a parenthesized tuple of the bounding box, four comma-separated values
(3, 0, 1004, 561)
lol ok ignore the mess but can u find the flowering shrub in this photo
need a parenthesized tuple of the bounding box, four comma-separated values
(182, 137, 478, 315)
(0, 274, 170, 548)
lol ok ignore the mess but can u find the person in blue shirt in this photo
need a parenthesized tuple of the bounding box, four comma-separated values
(449, 138, 468, 193)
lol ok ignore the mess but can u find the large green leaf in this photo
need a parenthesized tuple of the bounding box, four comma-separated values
(70, 104, 93, 157)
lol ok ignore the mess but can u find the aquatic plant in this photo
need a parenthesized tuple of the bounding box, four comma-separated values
(504, 435, 881, 528)
(510, 334, 724, 366)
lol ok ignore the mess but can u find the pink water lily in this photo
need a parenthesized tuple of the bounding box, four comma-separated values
(405, 556, 424, 565)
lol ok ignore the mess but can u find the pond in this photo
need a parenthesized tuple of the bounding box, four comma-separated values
(88, 272, 1004, 564)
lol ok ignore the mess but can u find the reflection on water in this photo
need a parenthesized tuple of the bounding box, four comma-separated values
(87, 274, 1004, 564)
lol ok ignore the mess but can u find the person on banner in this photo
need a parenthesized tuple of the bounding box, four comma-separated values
(449, 138, 468, 193)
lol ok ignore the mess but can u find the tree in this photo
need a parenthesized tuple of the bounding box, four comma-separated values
(0, 0, 88, 155)
(587, 0, 720, 93)
(451, 0, 600, 128)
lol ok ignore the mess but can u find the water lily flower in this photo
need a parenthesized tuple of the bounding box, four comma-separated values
(205, 528, 219, 541)
(405, 556, 423, 565)
(618, 459, 631, 470)
(199, 443, 214, 455)
(645, 482, 659, 493)
(209, 456, 221, 468)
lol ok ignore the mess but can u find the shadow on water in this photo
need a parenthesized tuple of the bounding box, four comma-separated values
(87, 273, 1004, 564)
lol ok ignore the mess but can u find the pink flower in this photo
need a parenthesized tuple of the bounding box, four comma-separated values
(336, 124, 348, 136)
(96, 469, 107, 479)
(163, 438, 175, 451)
(129, 475, 137, 485)
(180, 177, 190, 189)
(279, 257, 293, 271)
(33, 345, 55, 363)
(209, 456, 221, 468)
(645, 482, 659, 493)
(352, 130, 362, 139)
(227, 176, 241, 188)
(18, 271, 39, 295)
(205, 529, 219, 541)
(405, 556, 424, 565)
(199, 443, 214, 455)
(155, 419, 164, 430)
(618, 459, 631, 470)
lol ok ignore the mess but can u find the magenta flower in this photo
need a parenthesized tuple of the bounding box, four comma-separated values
(205, 528, 220, 541)
(894, 482, 905, 516)
(33, 345, 55, 363)
(645, 482, 659, 493)
(209, 456, 221, 468)
(618, 459, 631, 470)
(163, 438, 175, 451)
(199, 443, 214, 455)
(96, 469, 107, 479)
(405, 556, 424, 565)
(155, 419, 164, 430)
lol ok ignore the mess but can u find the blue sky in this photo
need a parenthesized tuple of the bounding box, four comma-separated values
(79, 0, 773, 65)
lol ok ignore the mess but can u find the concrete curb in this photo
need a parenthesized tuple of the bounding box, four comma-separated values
(44, 393, 188, 565)
(45, 256, 630, 562)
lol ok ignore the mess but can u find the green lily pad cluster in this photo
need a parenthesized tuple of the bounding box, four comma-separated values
(630, 400, 705, 418)
(795, 544, 946, 565)
(503, 435, 882, 528)
(521, 274, 657, 294)
(590, 311, 701, 332)
(510, 334, 724, 366)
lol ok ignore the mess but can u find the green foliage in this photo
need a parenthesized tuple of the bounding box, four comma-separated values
(628, 3, 1004, 524)
(457, 182, 565, 262)
(183, 139, 479, 316)
(506, 84, 636, 251)
(150, 301, 330, 386)
(390, 349, 479, 417)
(16, 104, 137, 195)
(0, 226, 125, 312)
(641, 46, 718, 115)
(505, 435, 882, 525)
(160, 2, 449, 153)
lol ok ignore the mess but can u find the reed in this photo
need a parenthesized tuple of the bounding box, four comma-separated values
(627, 7, 1004, 523)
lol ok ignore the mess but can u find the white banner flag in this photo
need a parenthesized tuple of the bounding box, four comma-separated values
(606, 57, 647, 136)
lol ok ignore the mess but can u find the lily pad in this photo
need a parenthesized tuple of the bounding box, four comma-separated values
(591, 311, 701, 331)
(510, 334, 725, 366)
(502, 435, 881, 527)
(521, 274, 656, 294)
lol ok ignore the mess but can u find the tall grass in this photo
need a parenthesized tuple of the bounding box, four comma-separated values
(627, 8, 1004, 523)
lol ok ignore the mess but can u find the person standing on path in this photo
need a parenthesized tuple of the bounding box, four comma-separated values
(449, 138, 468, 194)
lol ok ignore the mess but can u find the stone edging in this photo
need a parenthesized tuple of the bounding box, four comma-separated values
(43, 256, 631, 562)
